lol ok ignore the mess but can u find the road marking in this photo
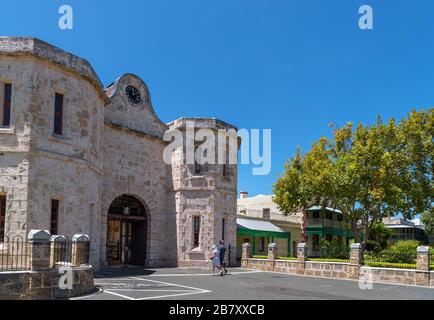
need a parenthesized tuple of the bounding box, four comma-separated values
(146, 270, 262, 277)
(104, 290, 137, 300)
(108, 289, 197, 292)
(101, 277, 211, 300)
(135, 290, 210, 301)
(129, 276, 211, 292)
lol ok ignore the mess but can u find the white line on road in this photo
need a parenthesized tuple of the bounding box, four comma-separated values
(104, 290, 137, 300)
(146, 270, 262, 277)
(107, 289, 197, 292)
(129, 276, 211, 292)
(135, 290, 211, 301)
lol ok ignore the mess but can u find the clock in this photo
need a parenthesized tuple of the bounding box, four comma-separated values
(125, 86, 141, 104)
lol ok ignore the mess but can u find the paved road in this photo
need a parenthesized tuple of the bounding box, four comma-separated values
(75, 267, 434, 300)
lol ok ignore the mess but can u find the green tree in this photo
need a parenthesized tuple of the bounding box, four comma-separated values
(273, 109, 433, 251)
(365, 222, 393, 253)
(421, 209, 434, 235)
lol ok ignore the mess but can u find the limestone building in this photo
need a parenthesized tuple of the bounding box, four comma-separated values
(0, 37, 238, 269)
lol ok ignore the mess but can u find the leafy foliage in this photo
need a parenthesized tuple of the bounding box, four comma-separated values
(365, 240, 419, 266)
(273, 109, 433, 251)
(365, 222, 393, 254)
(319, 239, 349, 259)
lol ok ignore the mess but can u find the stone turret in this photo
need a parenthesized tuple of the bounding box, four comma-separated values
(168, 118, 239, 267)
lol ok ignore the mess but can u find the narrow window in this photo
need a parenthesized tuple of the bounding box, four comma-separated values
(194, 146, 202, 175)
(2, 84, 12, 127)
(262, 208, 270, 220)
(54, 93, 64, 135)
(50, 199, 60, 235)
(222, 218, 225, 241)
(0, 195, 6, 242)
(222, 164, 227, 177)
(193, 216, 201, 248)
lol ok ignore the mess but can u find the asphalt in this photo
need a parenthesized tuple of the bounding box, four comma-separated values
(74, 267, 434, 300)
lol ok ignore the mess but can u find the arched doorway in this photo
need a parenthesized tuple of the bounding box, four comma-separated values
(106, 195, 147, 266)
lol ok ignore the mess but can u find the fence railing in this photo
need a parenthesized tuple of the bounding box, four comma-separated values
(50, 238, 73, 267)
(0, 236, 29, 272)
(0, 233, 91, 272)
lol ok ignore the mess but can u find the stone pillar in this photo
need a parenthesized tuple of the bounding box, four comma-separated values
(28, 230, 53, 300)
(296, 243, 307, 275)
(50, 235, 66, 268)
(242, 243, 252, 259)
(241, 243, 252, 268)
(72, 234, 90, 267)
(416, 246, 430, 286)
(28, 230, 51, 271)
(268, 243, 278, 260)
(349, 243, 362, 280)
(265, 243, 278, 272)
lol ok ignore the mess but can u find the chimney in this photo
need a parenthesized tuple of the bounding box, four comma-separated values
(240, 191, 248, 199)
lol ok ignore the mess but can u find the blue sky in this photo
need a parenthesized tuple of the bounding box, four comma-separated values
(2, 0, 434, 196)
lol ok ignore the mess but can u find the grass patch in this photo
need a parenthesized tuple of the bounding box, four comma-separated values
(364, 261, 417, 269)
(252, 255, 268, 260)
(306, 258, 350, 263)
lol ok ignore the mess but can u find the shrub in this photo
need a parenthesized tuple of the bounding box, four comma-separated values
(365, 240, 419, 265)
(319, 239, 349, 259)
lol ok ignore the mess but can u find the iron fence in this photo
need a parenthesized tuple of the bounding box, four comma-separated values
(51, 238, 91, 267)
(51, 238, 73, 267)
(364, 250, 417, 269)
(0, 236, 29, 272)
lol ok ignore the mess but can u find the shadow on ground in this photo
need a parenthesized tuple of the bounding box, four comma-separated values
(94, 266, 156, 278)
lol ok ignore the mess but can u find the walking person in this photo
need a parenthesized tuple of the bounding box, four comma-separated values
(218, 240, 228, 276)
(210, 245, 221, 276)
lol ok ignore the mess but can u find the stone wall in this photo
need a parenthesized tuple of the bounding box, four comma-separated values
(0, 267, 94, 300)
(242, 242, 434, 287)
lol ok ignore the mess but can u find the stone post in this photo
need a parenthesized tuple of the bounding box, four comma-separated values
(50, 235, 66, 268)
(349, 243, 362, 280)
(71, 234, 90, 267)
(268, 243, 278, 260)
(28, 230, 51, 271)
(266, 243, 278, 272)
(28, 230, 52, 299)
(241, 243, 252, 268)
(416, 246, 430, 286)
(296, 243, 307, 275)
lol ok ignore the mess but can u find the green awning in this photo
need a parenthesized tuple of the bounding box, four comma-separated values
(237, 218, 290, 239)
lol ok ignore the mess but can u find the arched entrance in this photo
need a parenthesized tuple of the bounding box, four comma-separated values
(106, 195, 147, 266)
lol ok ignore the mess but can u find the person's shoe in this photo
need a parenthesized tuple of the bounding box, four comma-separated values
(220, 270, 224, 277)
(225, 268, 228, 275)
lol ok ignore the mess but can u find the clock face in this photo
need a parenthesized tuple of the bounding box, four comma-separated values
(125, 86, 141, 104)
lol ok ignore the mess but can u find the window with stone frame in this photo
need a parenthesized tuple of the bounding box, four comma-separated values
(50, 199, 60, 235)
(0, 195, 6, 242)
(1, 83, 12, 127)
(262, 208, 270, 220)
(193, 216, 201, 248)
(53, 93, 64, 135)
